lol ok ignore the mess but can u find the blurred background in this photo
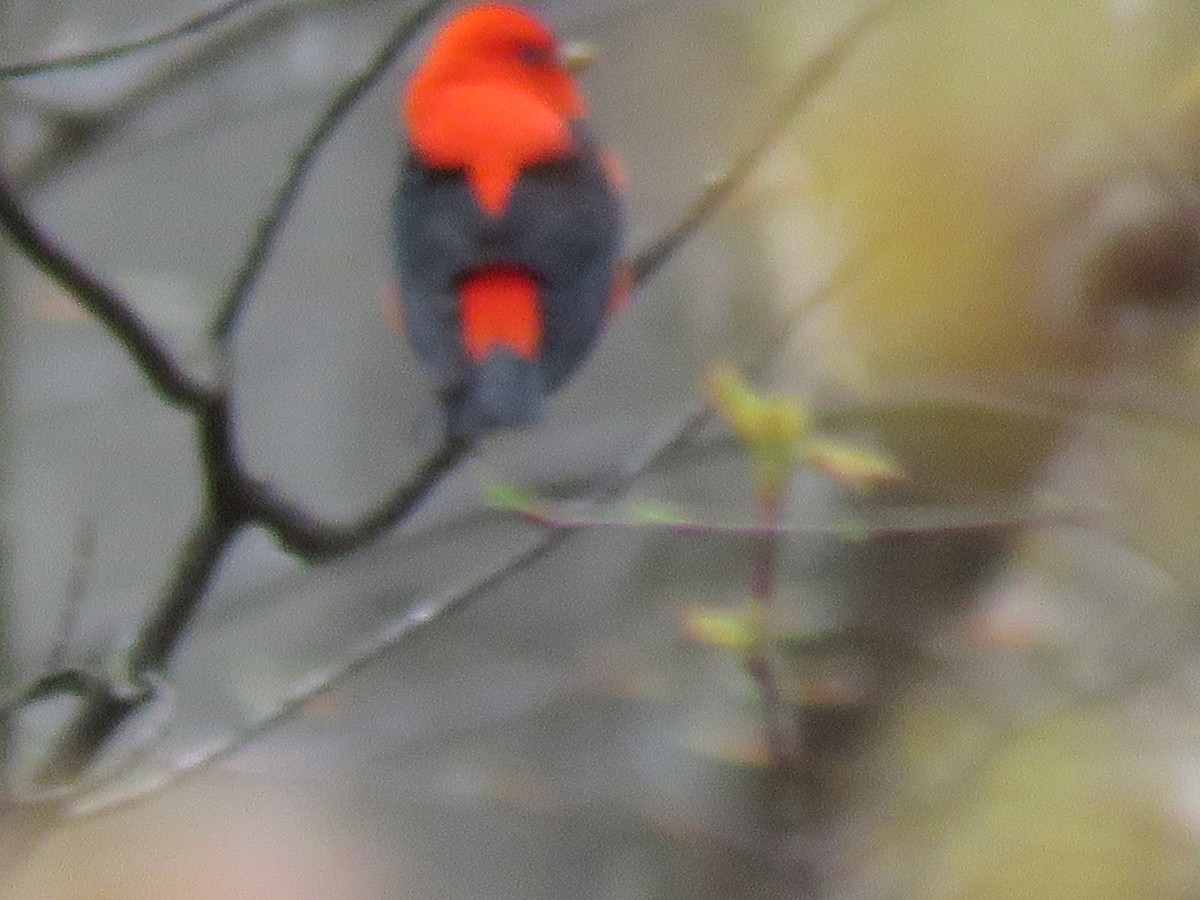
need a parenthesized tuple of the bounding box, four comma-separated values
(6, 0, 1200, 896)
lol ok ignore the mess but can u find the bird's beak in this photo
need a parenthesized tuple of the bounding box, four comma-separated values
(560, 40, 596, 73)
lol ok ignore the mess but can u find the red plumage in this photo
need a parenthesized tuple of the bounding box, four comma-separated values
(392, 3, 627, 438)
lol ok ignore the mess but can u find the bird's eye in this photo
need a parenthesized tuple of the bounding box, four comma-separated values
(518, 43, 557, 68)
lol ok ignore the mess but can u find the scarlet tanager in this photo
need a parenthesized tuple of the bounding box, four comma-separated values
(393, 3, 628, 438)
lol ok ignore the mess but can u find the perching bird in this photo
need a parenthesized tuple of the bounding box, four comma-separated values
(392, 2, 628, 438)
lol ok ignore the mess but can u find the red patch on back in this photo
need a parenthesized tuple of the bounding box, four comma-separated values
(460, 266, 542, 362)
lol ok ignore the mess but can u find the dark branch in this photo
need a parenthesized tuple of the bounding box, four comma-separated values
(211, 0, 451, 342)
(8, 0, 891, 815)
(31, 680, 147, 789)
(128, 516, 240, 675)
(246, 435, 473, 559)
(0, 173, 215, 409)
(0, 0, 265, 78)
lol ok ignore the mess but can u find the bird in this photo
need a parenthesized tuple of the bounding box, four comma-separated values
(392, 2, 628, 439)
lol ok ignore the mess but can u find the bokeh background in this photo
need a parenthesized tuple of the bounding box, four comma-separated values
(6, 0, 1200, 897)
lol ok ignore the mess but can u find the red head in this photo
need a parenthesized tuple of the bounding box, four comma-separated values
(405, 4, 586, 126)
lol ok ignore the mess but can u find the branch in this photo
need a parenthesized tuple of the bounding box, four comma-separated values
(47, 518, 97, 672)
(14, 0, 893, 815)
(11, 0, 386, 188)
(245, 435, 473, 559)
(492, 496, 1095, 540)
(128, 516, 241, 675)
(0, 0, 266, 78)
(630, 0, 895, 284)
(211, 0, 451, 342)
(57, 262, 848, 814)
(0, 173, 215, 409)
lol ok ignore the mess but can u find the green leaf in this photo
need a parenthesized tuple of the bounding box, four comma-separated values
(484, 482, 538, 512)
(681, 607, 755, 651)
(805, 437, 904, 491)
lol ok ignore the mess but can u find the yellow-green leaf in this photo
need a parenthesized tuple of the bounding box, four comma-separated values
(681, 608, 755, 651)
(485, 482, 538, 512)
(805, 438, 904, 491)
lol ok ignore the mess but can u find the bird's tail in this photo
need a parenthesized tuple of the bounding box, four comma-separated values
(447, 347, 544, 437)
(446, 266, 545, 437)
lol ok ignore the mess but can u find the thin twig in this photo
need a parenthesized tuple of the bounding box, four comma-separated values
(47, 518, 97, 672)
(211, 0, 451, 342)
(746, 490, 804, 766)
(630, 0, 895, 284)
(0, 173, 215, 408)
(245, 435, 473, 559)
(12, 0, 379, 188)
(0, 0, 266, 78)
(504, 497, 1096, 541)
